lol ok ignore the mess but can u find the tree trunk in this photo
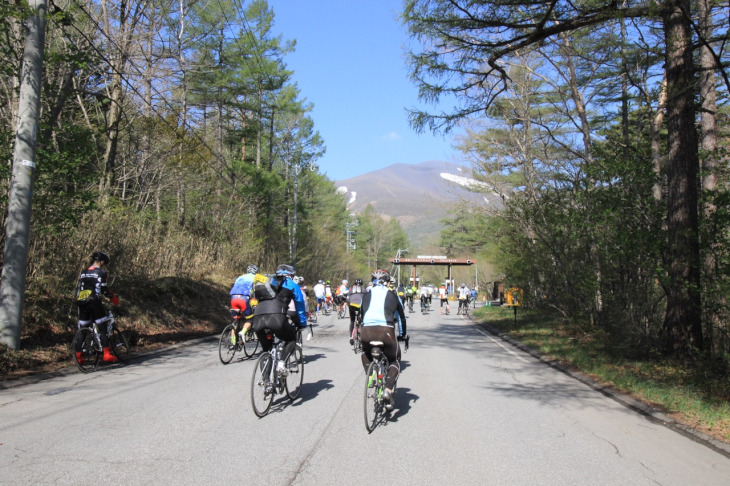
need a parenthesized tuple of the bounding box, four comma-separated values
(698, 0, 721, 356)
(661, 0, 703, 353)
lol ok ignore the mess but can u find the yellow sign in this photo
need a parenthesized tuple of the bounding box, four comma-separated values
(505, 287, 523, 306)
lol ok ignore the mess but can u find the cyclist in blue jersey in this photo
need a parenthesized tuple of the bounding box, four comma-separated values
(253, 264, 307, 374)
(229, 264, 264, 342)
(360, 269, 407, 410)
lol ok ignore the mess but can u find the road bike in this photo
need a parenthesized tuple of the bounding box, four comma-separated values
(72, 310, 130, 373)
(420, 296, 429, 314)
(363, 335, 409, 432)
(251, 329, 304, 417)
(337, 299, 348, 319)
(218, 311, 259, 364)
(457, 298, 469, 316)
(351, 312, 362, 354)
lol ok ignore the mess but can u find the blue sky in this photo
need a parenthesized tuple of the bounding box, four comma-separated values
(267, 1, 458, 182)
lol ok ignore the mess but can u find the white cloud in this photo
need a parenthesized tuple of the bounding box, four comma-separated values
(380, 131, 402, 141)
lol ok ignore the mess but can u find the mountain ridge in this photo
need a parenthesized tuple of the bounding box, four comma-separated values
(336, 160, 498, 245)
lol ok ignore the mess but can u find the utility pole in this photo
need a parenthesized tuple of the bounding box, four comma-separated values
(0, 0, 48, 350)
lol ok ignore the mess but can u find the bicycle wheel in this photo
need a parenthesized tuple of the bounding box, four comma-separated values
(338, 306, 346, 319)
(364, 362, 382, 433)
(251, 353, 274, 417)
(309, 310, 318, 324)
(72, 328, 99, 373)
(218, 324, 237, 364)
(109, 326, 130, 364)
(284, 346, 304, 400)
(242, 327, 259, 358)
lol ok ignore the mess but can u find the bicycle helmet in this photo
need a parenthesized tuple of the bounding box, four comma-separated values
(326, 280, 331, 285)
(355, 278, 363, 285)
(318, 279, 325, 284)
(247, 264, 259, 274)
(292, 276, 300, 284)
(342, 279, 348, 285)
(276, 264, 295, 276)
(371, 269, 390, 283)
(92, 251, 110, 264)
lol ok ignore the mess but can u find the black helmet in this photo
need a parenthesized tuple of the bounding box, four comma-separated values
(247, 264, 259, 274)
(355, 278, 363, 285)
(371, 269, 390, 283)
(92, 251, 110, 264)
(276, 264, 295, 276)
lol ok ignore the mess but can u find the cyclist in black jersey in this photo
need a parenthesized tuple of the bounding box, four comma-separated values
(75, 251, 120, 363)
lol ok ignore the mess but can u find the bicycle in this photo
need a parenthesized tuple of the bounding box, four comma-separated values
(72, 310, 130, 373)
(457, 298, 468, 316)
(218, 311, 259, 364)
(351, 312, 362, 354)
(337, 300, 348, 319)
(363, 335, 409, 432)
(251, 328, 304, 417)
(420, 296, 429, 315)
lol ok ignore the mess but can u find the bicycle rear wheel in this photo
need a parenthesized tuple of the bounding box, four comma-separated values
(218, 324, 237, 364)
(251, 353, 274, 417)
(109, 326, 130, 364)
(242, 327, 259, 358)
(284, 346, 304, 400)
(364, 362, 383, 432)
(72, 328, 99, 373)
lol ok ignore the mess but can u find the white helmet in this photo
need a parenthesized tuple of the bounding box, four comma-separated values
(342, 279, 348, 285)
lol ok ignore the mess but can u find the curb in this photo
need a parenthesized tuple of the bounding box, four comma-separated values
(0, 334, 217, 391)
(473, 318, 730, 460)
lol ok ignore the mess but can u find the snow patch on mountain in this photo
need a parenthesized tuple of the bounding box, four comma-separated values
(337, 186, 357, 205)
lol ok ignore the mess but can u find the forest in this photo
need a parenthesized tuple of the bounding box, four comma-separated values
(0, 0, 409, 357)
(403, 0, 730, 365)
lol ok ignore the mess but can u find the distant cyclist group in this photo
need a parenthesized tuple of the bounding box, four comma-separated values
(73, 250, 477, 416)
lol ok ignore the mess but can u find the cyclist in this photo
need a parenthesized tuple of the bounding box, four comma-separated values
(419, 285, 429, 310)
(229, 264, 264, 343)
(457, 283, 470, 314)
(470, 287, 478, 308)
(75, 251, 120, 363)
(313, 279, 326, 313)
(294, 276, 309, 316)
(439, 283, 450, 315)
(396, 282, 406, 307)
(335, 279, 349, 313)
(360, 269, 407, 411)
(347, 278, 366, 345)
(405, 285, 415, 311)
(324, 280, 334, 310)
(253, 264, 307, 375)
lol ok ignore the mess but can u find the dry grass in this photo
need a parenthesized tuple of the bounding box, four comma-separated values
(1, 274, 231, 382)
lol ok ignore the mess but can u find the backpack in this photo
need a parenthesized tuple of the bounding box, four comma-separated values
(254, 274, 286, 301)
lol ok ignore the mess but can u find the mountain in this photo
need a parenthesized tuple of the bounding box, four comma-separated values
(335, 160, 501, 245)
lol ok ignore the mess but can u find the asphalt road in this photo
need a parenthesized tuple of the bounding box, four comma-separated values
(2, 303, 730, 485)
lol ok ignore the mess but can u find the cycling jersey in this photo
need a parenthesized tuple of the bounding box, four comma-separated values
(336, 284, 349, 296)
(77, 265, 112, 303)
(230, 272, 265, 297)
(361, 284, 406, 335)
(347, 284, 365, 307)
(457, 286, 470, 300)
(313, 283, 326, 299)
